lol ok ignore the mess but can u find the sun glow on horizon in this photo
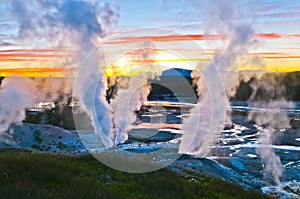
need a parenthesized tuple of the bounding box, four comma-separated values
(103, 49, 197, 77)
(0, 34, 300, 78)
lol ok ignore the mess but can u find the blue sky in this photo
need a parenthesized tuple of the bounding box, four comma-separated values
(111, 0, 300, 34)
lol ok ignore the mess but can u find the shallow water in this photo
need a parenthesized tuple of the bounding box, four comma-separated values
(122, 101, 300, 197)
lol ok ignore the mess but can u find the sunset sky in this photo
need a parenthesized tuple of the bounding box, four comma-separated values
(0, 0, 300, 77)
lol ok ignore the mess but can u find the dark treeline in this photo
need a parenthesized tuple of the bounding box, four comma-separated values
(233, 71, 300, 101)
(24, 97, 92, 130)
(148, 71, 300, 102)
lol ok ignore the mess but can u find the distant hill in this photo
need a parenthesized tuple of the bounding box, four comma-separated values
(148, 68, 197, 103)
(161, 68, 192, 77)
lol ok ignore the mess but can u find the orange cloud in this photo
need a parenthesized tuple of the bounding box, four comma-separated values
(263, 55, 300, 59)
(103, 33, 300, 45)
(0, 48, 72, 62)
(255, 33, 300, 39)
(0, 67, 76, 77)
(103, 34, 220, 44)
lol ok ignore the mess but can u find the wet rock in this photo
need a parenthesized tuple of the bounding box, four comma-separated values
(208, 147, 234, 157)
(128, 128, 179, 143)
(178, 154, 195, 160)
(273, 129, 300, 147)
(224, 123, 235, 130)
(215, 157, 263, 177)
(170, 158, 264, 190)
(241, 129, 258, 136)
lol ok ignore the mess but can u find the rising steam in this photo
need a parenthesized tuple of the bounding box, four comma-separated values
(0, 0, 118, 148)
(0, 77, 72, 134)
(180, 0, 256, 156)
(111, 74, 152, 144)
(249, 77, 294, 186)
(0, 78, 34, 133)
(111, 44, 158, 145)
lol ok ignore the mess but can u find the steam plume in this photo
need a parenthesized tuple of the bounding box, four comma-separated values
(111, 74, 152, 144)
(180, 0, 255, 156)
(111, 44, 158, 145)
(249, 77, 294, 186)
(0, 0, 118, 148)
(0, 77, 72, 134)
(0, 78, 34, 132)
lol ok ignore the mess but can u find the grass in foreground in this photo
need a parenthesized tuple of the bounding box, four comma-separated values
(0, 152, 271, 199)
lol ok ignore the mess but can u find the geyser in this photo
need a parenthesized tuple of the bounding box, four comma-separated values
(249, 77, 294, 186)
(180, 0, 256, 156)
(0, 0, 118, 149)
